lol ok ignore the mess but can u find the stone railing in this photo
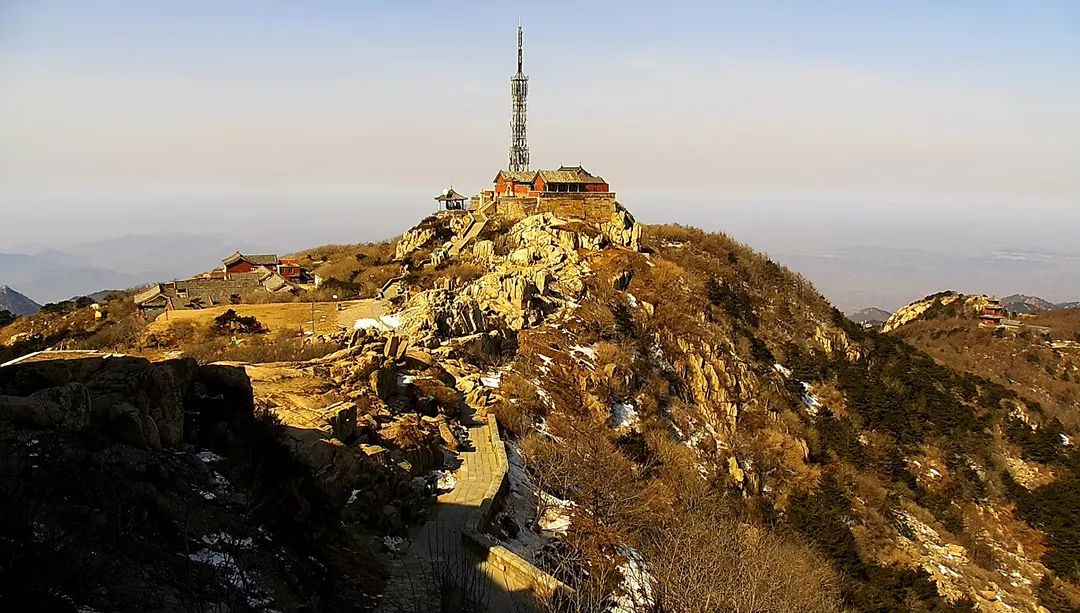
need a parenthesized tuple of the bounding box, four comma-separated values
(462, 413, 572, 601)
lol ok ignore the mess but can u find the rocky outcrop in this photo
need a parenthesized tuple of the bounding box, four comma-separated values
(394, 227, 435, 261)
(813, 325, 862, 361)
(0, 354, 226, 448)
(393, 213, 597, 347)
(882, 292, 989, 332)
(0, 381, 91, 431)
(600, 206, 642, 251)
(672, 338, 756, 434)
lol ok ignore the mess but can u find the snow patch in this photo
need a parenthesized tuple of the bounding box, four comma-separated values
(538, 491, 575, 536)
(773, 363, 792, 378)
(195, 450, 225, 464)
(354, 313, 402, 332)
(570, 344, 597, 362)
(202, 532, 253, 549)
(611, 402, 639, 430)
(188, 541, 272, 608)
(499, 443, 558, 561)
(800, 382, 822, 415)
(612, 547, 655, 613)
(431, 469, 457, 493)
(382, 535, 406, 553)
(480, 371, 502, 388)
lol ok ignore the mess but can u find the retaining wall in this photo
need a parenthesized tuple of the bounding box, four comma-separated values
(462, 413, 572, 601)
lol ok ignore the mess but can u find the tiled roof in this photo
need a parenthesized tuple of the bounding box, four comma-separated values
(134, 285, 165, 305)
(538, 166, 606, 184)
(494, 170, 538, 183)
(222, 251, 279, 267)
(435, 187, 468, 201)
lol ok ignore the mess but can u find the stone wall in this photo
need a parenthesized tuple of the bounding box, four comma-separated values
(462, 413, 571, 601)
(486, 193, 619, 224)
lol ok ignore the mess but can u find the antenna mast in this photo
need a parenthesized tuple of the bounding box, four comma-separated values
(509, 24, 529, 172)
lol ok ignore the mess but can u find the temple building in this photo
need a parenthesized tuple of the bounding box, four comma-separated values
(981, 297, 1005, 329)
(493, 166, 610, 197)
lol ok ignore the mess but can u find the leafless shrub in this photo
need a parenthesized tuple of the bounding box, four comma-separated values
(386, 528, 491, 613)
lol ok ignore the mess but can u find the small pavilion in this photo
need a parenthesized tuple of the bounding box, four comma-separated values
(435, 187, 468, 210)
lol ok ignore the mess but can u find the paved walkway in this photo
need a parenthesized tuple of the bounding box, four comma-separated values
(377, 414, 530, 612)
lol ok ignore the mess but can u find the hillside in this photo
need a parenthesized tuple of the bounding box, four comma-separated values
(2, 197, 1079, 612)
(882, 291, 991, 333)
(0, 285, 41, 316)
(890, 308, 1080, 429)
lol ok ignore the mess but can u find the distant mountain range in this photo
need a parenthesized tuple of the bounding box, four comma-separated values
(1000, 294, 1062, 313)
(775, 245, 1080, 313)
(0, 285, 41, 316)
(852, 293, 1079, 329)
(848, 307, 892, 327)
(0, 233, 274, 303)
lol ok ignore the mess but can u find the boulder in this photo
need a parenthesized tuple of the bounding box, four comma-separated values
(370, 366, 397, 401)
(0, 382, 91, 431)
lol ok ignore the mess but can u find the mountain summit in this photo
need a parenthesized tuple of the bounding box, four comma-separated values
(0, 285, 41, 316)
(1, 192, 1078, 612)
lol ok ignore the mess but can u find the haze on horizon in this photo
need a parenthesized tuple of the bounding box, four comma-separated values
(2, 1, 1079, 310)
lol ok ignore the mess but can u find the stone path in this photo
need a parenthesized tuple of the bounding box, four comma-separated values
(448, 200, 492, 256)
(377, 413, 531, 612)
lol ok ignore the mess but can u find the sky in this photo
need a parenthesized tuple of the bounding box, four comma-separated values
(1, 1, 1079, 309)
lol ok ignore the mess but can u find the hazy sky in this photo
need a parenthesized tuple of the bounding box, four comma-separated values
(2, 1, 1079, 308)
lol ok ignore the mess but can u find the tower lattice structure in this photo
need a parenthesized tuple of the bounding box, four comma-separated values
(509, 25, 529, 172)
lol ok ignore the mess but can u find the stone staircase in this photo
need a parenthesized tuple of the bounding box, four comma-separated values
(447, 200, 493, 257)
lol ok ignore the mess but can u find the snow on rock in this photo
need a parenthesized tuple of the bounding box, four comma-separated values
(188, 537, 272, 608)
(1062, 433, 1073, 446)
(500, 443, 556, 561)
(800, 382, 822, 415)
(195, 450, 226, 464)
(430, 469, 457, 493)
(611, 547, 655, 613)
(570, 344, 597, 362)
(611, 402, 639, 430)
(773, 363, 792, 378)
(538, 491, 575, 536)
(202, 532, 254, 549)
(480, 371, 502, 388)
(382, 535, 406, 553)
